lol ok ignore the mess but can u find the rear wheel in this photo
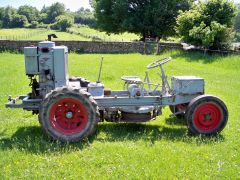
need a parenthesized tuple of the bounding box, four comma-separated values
(185, 95, 228, 135)
(39, 87, 99, 142)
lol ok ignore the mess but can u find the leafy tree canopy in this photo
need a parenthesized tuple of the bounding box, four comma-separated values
(51, 15, 74, 31)
(42, 2, 66, 24)
(11, 14, 28, 28)
(2, 6, 17, 28)
(74, 7, 95, 26)
(94, 0, 192, 40)
(234, 4, 240, 32)
(176, 0, 236, 49)
(17, 5, 39, 23)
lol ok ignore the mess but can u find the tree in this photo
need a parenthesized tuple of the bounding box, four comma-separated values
(11, 14, 28, 28)
(176, 0, 236, 49)
(89, 0, 94, 7)
(234, 12, 240, 32)
(29, 21, 39, 28)
(46, 3, 66, 23)
(52, 15, 74, 31)
(39, 13, 48, 24)
(18, 5, 39, 23)
(41, 5, 49, 14)
(0, 7, 4, 28)
(74, 8, 96, 25)
(0, 7, 4, 19)
(94, 0, 191, 40)
(2, 6, 16, 28)
(234, 4, 240, 32)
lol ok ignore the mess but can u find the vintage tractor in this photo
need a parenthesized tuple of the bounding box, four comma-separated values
(6, 35, 228, 142)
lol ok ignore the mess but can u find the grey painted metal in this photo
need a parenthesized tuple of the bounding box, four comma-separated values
(53, 46, 69, 87)
(66, 112, 73, 119)
(171, 76, 204, 95)
(6, 93, 199, 110)
(119, 106, 155, 114)
(38, 41, 55, 49)
(24, 47, 38, 75)
(94, 94, 199, 108)
(23, 41, 70, 97)
(88, 82, 104, 97)
(97, 57, 104, 83)
(6, 96, 40, 110)
(6, 39, 205, 119)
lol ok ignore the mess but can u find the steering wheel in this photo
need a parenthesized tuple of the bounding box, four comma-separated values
(147, 57, 172, 69)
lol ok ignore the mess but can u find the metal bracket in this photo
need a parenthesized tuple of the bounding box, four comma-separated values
(6, 95, 41, 110)
(169, 111, 184, 118)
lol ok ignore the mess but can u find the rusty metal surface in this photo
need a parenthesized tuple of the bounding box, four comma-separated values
(121, 112, 152, 122)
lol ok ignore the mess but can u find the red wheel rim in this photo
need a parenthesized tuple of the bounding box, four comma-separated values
(49, 98, 88, 135)
(193, 102, 222, 133)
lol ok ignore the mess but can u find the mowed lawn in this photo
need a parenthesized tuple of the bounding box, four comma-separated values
(0, 28, 139, 42)
(0, 51, 239, 178)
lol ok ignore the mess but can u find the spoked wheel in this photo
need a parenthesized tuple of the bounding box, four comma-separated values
(185, 95, 228, 135)
(39, 87, 99, 142)
(169, 103, 188, 118)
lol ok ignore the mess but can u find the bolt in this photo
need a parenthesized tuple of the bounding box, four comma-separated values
(204, 113, 212, 121)
(136, 91, 141, 96)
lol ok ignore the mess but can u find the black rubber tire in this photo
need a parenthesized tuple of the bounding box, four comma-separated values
(39, 87, 99, 142)
(185, 95, 228, 135)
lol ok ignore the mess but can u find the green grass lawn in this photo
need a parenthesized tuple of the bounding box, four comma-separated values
(67, 25, 140, 42)
(0, 28, 92, 41)
(0, 27, 139, 42)
(0, 28, 44, 37)
(0, 51, 239, 178)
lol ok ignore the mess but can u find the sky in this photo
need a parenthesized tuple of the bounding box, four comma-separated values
(0, 0, 239, 12)
(0, 0, 92, 12)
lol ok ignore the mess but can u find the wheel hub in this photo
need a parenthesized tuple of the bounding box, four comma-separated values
(194, 102, 222, 132)
(49, 98, 88, 135)
(66, 112, 73, 119)
(203, 112, 212, 121)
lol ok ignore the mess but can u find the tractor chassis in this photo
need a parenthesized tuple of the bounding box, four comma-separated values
(6, 92, 199, 111)
(5, 38, 228, 142)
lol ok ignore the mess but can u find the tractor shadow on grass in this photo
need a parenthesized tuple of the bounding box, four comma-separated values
(95, 118, 224, 144)
(0, 126, 89, 154)
(0, 117, 224, 154)
(165, 116, 187, 126)
(95, 123, 186, 143)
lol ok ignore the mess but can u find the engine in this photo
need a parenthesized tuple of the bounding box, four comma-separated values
(127, 84, 143, 97)
(24, 40, 69, 98)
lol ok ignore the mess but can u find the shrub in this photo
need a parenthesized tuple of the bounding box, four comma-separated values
(176, 0, 236, 49)
(11, 14, 28, 28)
(29, 21, 39, 28)
(52, 15, 73, 31)
(38, 23, 49, 29)
(235, 11, 240, 32)
(236, 33, 240, 42)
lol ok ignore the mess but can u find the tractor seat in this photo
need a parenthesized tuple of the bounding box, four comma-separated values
(121, 76, 143, 84)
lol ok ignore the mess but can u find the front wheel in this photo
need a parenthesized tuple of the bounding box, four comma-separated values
(185, 95, 228, 135)
(39, 87, 99, 142)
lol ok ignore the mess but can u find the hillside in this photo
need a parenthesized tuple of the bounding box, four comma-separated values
(0, 26, 140, 42)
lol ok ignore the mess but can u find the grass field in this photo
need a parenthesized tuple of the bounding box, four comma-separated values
(0, 51, 239, 178)
(67, 25, 140, 42)
(0, 27, 139, 42)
